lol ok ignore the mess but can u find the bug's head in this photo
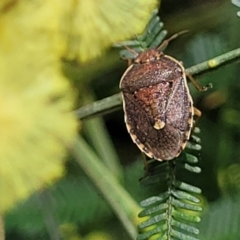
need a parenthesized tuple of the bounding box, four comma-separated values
(134, 49, 163, 64)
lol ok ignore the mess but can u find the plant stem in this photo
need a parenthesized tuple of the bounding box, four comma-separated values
(187, 47, 240, 76)
(0, 216, 4, 240)
(76, 93, 122, 120)
(82, 91, 122, 180)
(75, 48, 240, 120)
(71, 136, 141, 239)
(83, 117, 123, 179)
(37, 191, 62, 240)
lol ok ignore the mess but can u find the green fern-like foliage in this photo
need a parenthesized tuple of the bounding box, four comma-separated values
(232, 0, 240, 17)
(116, 10, 203, 240)
(114, 10, 167, 59)
(137, 130, 202, 240)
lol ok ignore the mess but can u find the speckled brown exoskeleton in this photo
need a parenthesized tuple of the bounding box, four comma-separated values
(119, 32, 209, 161)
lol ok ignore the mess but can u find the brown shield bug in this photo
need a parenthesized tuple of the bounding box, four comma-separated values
(119, 32, 209, 161)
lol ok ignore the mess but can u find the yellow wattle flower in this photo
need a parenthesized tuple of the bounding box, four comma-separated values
(0, 0, 78, 214)
(66, 0, 159, 62)
(0, 0, 158, 213)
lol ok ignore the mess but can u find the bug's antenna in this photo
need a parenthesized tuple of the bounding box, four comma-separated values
(157, 30, 189, 51)
(120, 45, 139, 65)
(122, 45, 139, 57)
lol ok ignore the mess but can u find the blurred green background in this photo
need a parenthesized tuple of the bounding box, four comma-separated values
(5, 0, 240, 239)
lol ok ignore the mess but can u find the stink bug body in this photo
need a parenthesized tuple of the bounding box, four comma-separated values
(119, 33, 204, 161)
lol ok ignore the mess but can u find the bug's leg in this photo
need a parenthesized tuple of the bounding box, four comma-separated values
(194, 107, 201, 117)
(193, 107, 202, 130)
(185, 71, 212, 91)
(141, 154, 156, 177)
(157, 30, 188, 51)
(143, 154, 149, 175)
(189, 107, 202, 143)
(122, 45, 139, 65)
(142, 154, 150, 176)
(127, 58, 134, 66)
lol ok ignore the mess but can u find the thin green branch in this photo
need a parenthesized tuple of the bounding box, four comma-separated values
(82, 91, 122, 180)
(0, 216, 4, 240)
(83, 117, 123, 179)
(37, 191, 62, 240)
(187, 47, 240, 75)
(76, 93, 122, 120)
(71, 136, 141, 240)
(75, 48, 240, 120)
(167, 161, 176, 240)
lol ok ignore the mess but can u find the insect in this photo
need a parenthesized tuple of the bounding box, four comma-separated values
(119, 32, 208, 161)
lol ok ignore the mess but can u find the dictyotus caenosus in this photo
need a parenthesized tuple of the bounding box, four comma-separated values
(119, 32, 209, 161)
